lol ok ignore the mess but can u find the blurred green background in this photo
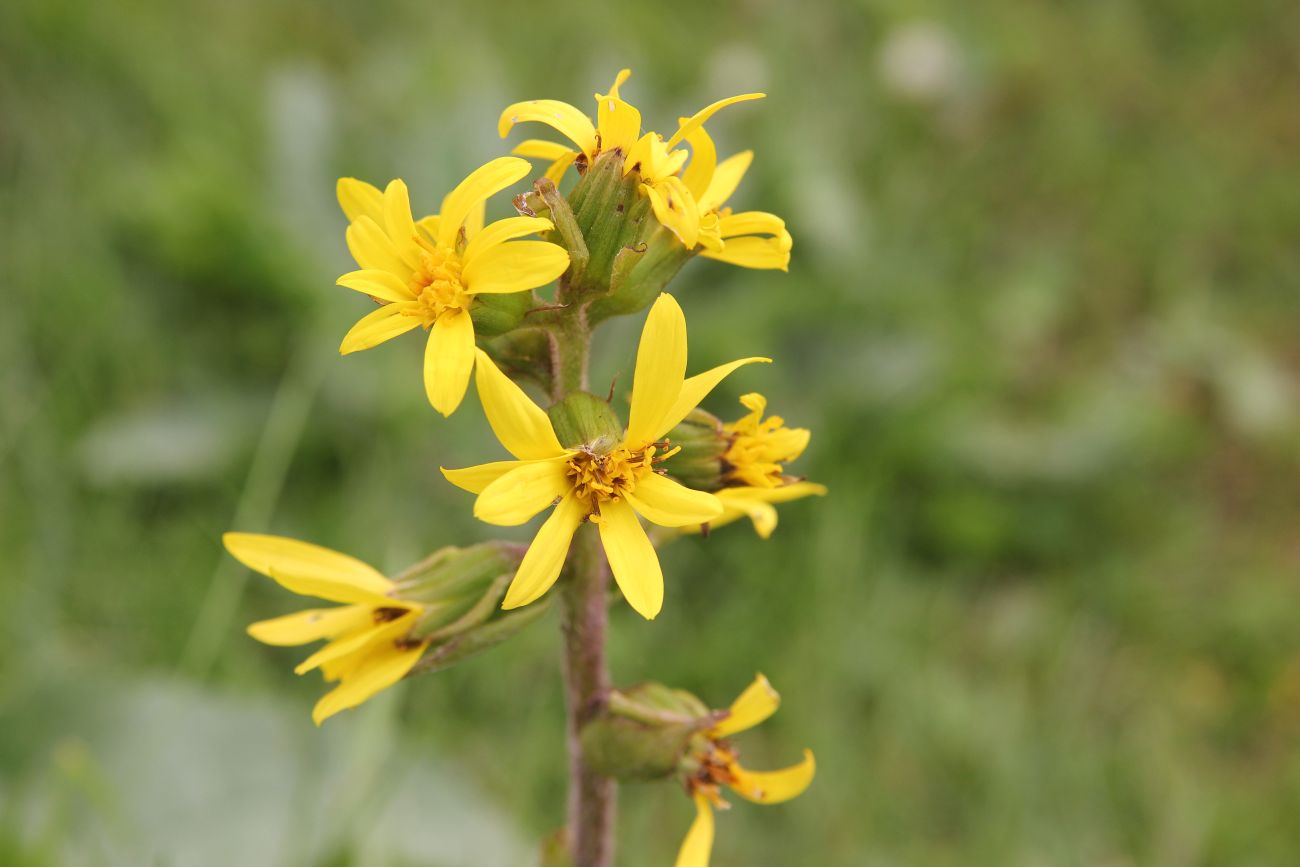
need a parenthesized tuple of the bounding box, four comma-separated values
(4, 0, 1300, 864)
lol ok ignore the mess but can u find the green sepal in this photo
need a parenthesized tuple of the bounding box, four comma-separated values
(579, 683, 716, 781)
(547, 391, 623, 449)
(470, 291, 531, 336)
(660, 408, 728, 491)
(587, 224, 694, 323)
(567, 151, 641, 296)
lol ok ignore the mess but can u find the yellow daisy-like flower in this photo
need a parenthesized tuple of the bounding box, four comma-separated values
(675, 675, 816, 867)
(499, 68, 763, 250)
(442, 294, 768, 619)
(224, 532, 429, 725)
(336, 156, 570, 416)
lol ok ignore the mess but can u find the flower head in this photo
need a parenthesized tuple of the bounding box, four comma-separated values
(442, 293, 769, 619)
(224, 533, 431, 725)
(336, 157, 569, 415)
(675, 675, 816, 867)
(499, 69, 768, 251)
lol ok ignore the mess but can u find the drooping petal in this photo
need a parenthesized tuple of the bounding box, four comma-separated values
(462, 216, 556, 269)
(339, 303, 422, 355)
(437, 157, 532, 249)
(424, 310, 476, 416)
(473, 349, 567, 460)
(717, 211, 789, 244)
(382, 179, 421, 270)
(440, 459, 529, 494)
(462, 240, 570, 295)
(498, 100, 599, 158)
(673, 795, 715, 867)
(311, 635, 429, 725)
(543, 151, 580, 186)
(644, 177, 701, 248)
(294, 611, 415, 675)
(474, 456, 571, 526)
(660, 357, 772, 440)
(697, 151, 753, 214)
(337, 178, 384, 223)
(345, 216, 412, 277)
(502, 494, 587, 609)
(679, 124, 718, 202)
(222, 533, 393, 603)
(624, 293, 688, 448)
(336, 269, 415, 303)
(625, 472, 721, 527)
(728, 749, 816, 805)
(666, 92, 766, 149)
(246, 605, 372, 647)
(711, 673, 780, 737)
(512, 139, 577, 162)
(701, 236, 791, 271)
(598, 499, 663, 620)
(710, 494, 778, 537)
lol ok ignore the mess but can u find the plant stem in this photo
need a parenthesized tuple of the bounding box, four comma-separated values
(561, 524, 615, 867)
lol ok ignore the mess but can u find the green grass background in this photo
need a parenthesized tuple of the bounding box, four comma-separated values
(4, 0, 1300, 864)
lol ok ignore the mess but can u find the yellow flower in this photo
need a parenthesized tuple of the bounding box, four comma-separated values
(675, 675, 816, 867)
(336, 157, 570, 416)
(500, 68, 763, 250)
(442, 293, 768, 619)
(678, 125, 793, 271)
(224, 532, 429, 725)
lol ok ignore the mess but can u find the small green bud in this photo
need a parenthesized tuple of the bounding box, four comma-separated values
(567, 151, 642, 295)
(470, 291, 531, 336)
(547, 391, 623, 449)
(580, 683, 715, 781)
(659, 408, 729, 491)
(587, 223, 693, 323)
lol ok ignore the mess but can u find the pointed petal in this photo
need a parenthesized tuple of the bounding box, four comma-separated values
(463, 216, 556, 269)
(698, 151, 753, 213)
(222, 533, 393, 603)
(512, 139, 579, 161)
(625, 294, 688, 447)
(294, 611, 414, 675)
(440, 460, 529, 494)
(661, 357, 772, 439)
(701, 235, 791, 271)
(728, 750, 816, 805)
(711, 673, 780, 737)
(596, 91, 641, 154)
(673, 795, 715, 867)
(424, 310, 476, 416)
(246, 605, 372, 647)
(679, 124, 718, 202)
(667, 92, 766, 149)
(437, 157, 532, 249)
(382, 179, 421, 269)
(345, 216, 412, 277)
(498, 100, 598, 158)
(339, 303, 421, 354)
(336, 269, 415, 303)
(474, 349, 567, 460)
(463, 240, 570, 295)
(311, 636, 428, 725)
(502, 494, 586, 609)
(474, 456, 571, 526)
(625, 473, 721, 527)
(598, 499, 663, 620)
(337, 177, 383, 223)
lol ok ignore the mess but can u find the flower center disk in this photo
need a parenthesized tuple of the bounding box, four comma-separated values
(406, 238, 467, 327)
(566, 447, 655, 514)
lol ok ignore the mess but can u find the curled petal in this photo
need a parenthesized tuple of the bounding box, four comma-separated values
(678, 124, 718, 202)
(673, 795, 715, 867)
(498, 99, 598, 158)
(711, 673, 780, 738)
(666, 92, 765, 150)
(728, 749, 816, 805)
(698, 151, 753, 214)
(511, 139, 578, 161)
(701, 236, 791, 271)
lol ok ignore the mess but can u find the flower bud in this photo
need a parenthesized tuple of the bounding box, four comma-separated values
(579, 682, 720, 781)
(659, 408, 728, 491)
(568, 151, 644, 292)
(470, 291, 531, 336)
(546, 391, 623, 450)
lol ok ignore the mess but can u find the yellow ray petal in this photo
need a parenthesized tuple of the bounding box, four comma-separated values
(474, 455, 571, 526)
(711, 673, 780, 738)
(311, 636, 428, 725)
(666, 92, 766, 149)
(339, 303, 421, 355)
(345, 216, 411, 277)
(595, 89, 641, 155)
(437, 157, 532, 249)
(415, 214, 440, 242)
(717, 211, 788, 242)
(382, 179, 421, 270)
(502, 494, 586, 609)
(543, 151, 579, 186)
(294, 611, 414, 675)
(222, 533, 393, 603)
(246, 605, 372, 647)
(624, 294, 688, 448)
(463, 216, 555, 269)
(678, 124, 717, 202)
(660, 357, 771, 443)
(625, 472, 721, 527)
(673, 795, 715, 867)
(701, 236, 791, 271)
(462, 240, 570, 295)
(337, 177, 383, 223)
(597, 499, 663, 620)
(336, 269, 415, 303)
(644, 177, 701, 248)
(716, 491, 778, 537)
(498, 99, 598, 158)
(728, 749, 816, 805)
(473, 349, 567, 460)
(511, 139, 577, 161)
(440, 459, 529, 494)
(698, 151, 753, 214)
(424, 310, 476, 416)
